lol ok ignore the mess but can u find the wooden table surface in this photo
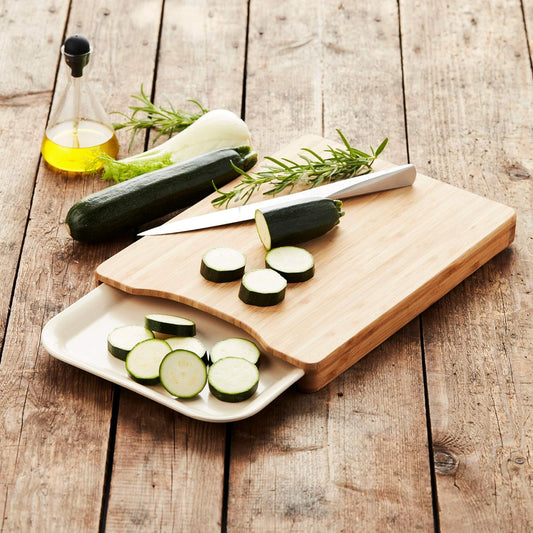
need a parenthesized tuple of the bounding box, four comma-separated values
(1, 1, 531, 531)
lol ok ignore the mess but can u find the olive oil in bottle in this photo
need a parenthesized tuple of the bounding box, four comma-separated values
(42, 120, 118, 174)
(41, 34, 119, 175)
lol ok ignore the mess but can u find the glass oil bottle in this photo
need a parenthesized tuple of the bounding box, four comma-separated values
(41, 35, 119, 175)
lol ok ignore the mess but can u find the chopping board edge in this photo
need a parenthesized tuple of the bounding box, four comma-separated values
(94, 272, 320, 373)
(297, 205, 516, 392)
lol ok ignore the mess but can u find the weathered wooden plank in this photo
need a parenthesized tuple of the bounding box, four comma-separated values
(154, 0, 247, 113)
(400, 0, 533, 530)
(229, 333, 434, 531)
(0, 0, 69, 353)
(522, 0, 533, 59)
(227, 1, 434, 530)
(106, 390, 226, 531)
(243, 0, 322, 156)
(0, 0, 162, 530)
(0, 0, 72, 519)
(104, 1, 248, 530)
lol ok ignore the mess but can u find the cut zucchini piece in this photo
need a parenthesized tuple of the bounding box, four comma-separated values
(208, 357, 260, 402)
(200, 247, 246, 282)
(238, 269, 287, 307)
(107, 324, 154, 361)
(125, 338, 171, 384)
(265, 246, 315, 282)
(145, 313, 196, 336)
(210, 337, 261, 365)
(165, 336, 208, 364)
(159, 349, 207, 398)
(255, 197, 344, 250)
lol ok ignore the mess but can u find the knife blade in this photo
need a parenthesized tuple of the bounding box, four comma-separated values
(138, 163, 416, 236)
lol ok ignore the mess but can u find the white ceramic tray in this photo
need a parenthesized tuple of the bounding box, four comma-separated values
(41, 283, 304, 422)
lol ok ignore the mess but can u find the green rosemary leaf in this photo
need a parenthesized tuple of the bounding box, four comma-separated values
(300, 147, 326, 163)
(211, 130, 388, 208)
(374, 137, 389, 157)
(336, 129, 351, 150)
(263, 156, 292, 170)
(111, 85, 208, 150)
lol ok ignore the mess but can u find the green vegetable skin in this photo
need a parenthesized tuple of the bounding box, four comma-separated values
(255, 197, 345, 250)
(208, 357, 260, 402)
(66, 146, 257, 242)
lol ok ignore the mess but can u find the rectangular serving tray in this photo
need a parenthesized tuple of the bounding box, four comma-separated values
(41, 283, 304, 422)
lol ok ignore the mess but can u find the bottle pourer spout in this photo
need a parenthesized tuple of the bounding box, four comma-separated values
(62, 34, 92, 78)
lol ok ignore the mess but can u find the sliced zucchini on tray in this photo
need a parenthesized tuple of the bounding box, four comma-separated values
(107, 324, 154, 361)
(108, 311, 265, 402)
(145, 313, 196, 336)
(208, 357, 260, 402)
(125, 338, 171, 384)
(159, 349, 207, 398)
(210, 337, 261, 365)
(166, 336, 209, 364)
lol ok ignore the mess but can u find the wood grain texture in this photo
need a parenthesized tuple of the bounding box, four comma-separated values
(525, 1, 533, 60)
(105, 390, 226, 532)
(226, 3, 437, 528)
(96, 134, 515, 391)
(0, 0, 68, 353)
(104, 1, 248, 530)
(0, 1, 529, 531)
(0, 0, 162, 530)
(400, 0, 533, 530)
(229, 331, 435, 531)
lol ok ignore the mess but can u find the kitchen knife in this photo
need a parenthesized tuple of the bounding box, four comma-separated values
(138, 163, 416, 236)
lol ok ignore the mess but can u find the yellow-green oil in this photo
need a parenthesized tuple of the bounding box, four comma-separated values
(41, 119, 119, 175)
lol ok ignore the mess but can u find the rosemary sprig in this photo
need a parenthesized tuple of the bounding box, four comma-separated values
(211, 130, 388, 208)
(112, 85, 208, 150)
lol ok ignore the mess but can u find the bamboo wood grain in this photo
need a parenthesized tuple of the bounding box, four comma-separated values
(103, 2, 248, 531)
(401, 0, 533, 530)
(96, 134, 516, 391)
(0, 1, 162, 530)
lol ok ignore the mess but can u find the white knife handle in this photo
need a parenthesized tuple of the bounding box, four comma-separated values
(327, 164, 416, 200)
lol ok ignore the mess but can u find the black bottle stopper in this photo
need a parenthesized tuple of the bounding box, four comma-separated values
(62, 34, 92, 78)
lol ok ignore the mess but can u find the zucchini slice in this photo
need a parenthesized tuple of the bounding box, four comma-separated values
(165, 336, 209, 364)
(65, 146, 257, 243)
(145, 314, 196, 336)
(125, 338, 171, 384)
(238, 269, 287, 307)
(107, 324, 154, 361)
(159, 349, 207, 398)
(200, 247, 246, 282)
(265, 246, 315, 282)
(255, 197, 344, 250)
(208, 357, 260, 402)
(210, 337, 261, 365)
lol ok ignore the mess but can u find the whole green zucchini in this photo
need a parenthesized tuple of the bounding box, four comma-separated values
(255, 197, 345, 250)
(66, 146, 257, 242)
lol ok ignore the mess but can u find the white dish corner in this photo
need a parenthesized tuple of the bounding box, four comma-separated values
(41, 284, 304, 422)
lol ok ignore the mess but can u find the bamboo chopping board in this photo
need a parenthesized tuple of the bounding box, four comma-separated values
(95, 135, 516, 391)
